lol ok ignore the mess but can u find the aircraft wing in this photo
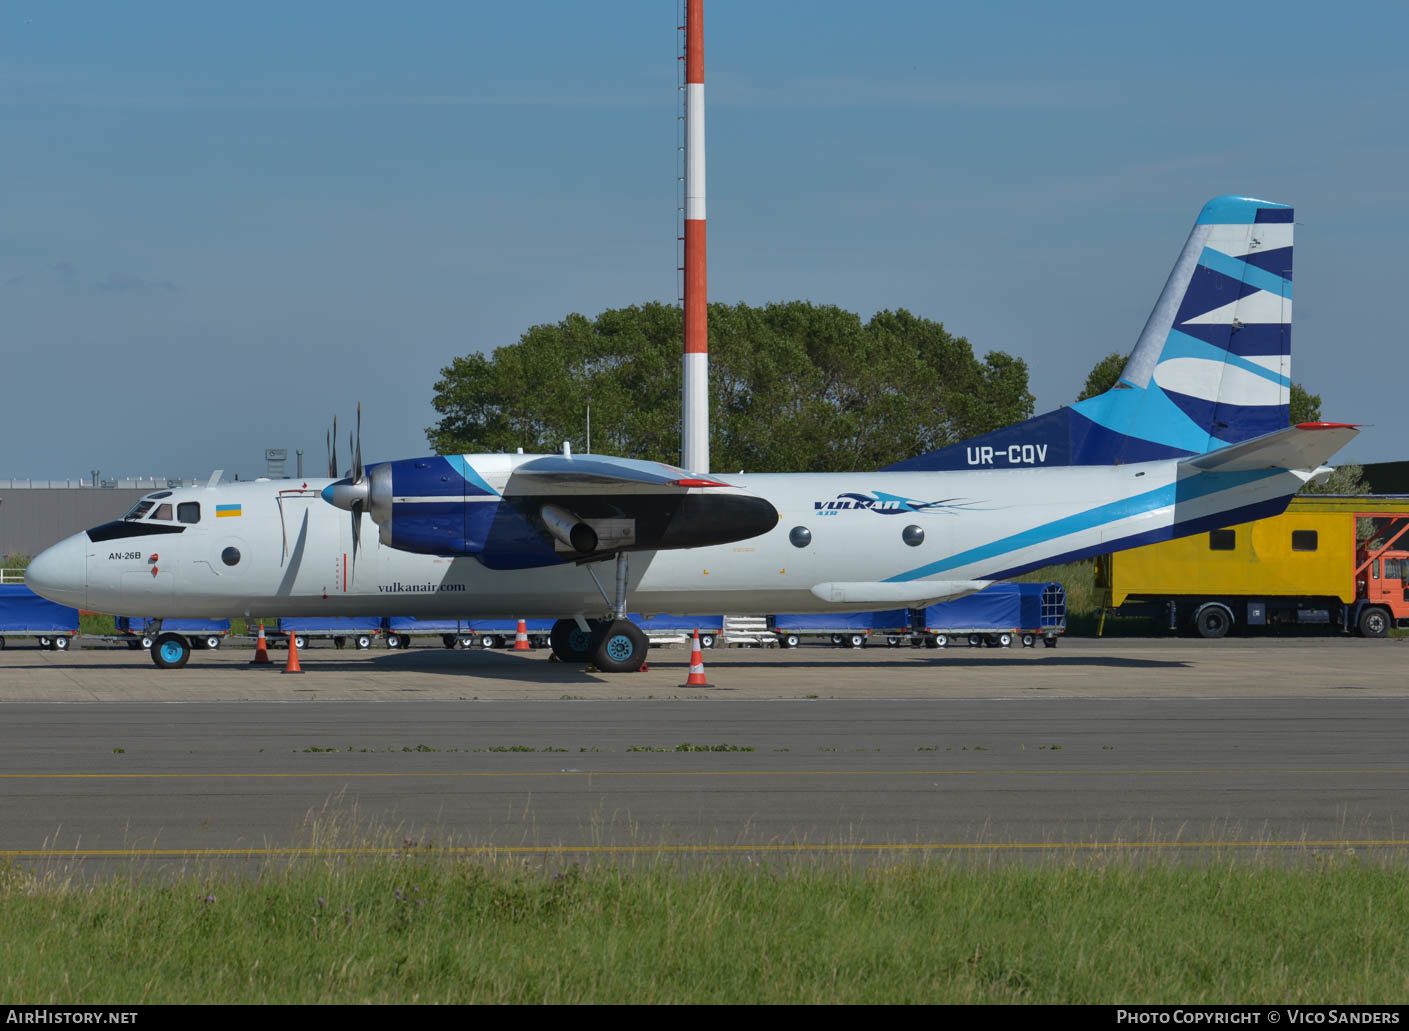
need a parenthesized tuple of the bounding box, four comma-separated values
(501, 454, 735, 495)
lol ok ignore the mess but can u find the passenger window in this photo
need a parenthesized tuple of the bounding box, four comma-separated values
(1209, 529, 1236, 551)
(151, 504, 173, 521)
(1291, 530, 1318, 552)
(178, 502, 201, 524)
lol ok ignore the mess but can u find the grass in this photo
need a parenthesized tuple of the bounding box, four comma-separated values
(1, 851, 1407, 1003)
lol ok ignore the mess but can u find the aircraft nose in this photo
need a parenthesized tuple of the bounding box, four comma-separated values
(25, 534, 87, 610)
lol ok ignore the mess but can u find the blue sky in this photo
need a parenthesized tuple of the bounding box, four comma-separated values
(3, 1, 1406, 479)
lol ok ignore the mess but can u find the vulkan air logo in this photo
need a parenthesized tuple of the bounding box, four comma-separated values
(812, 492, 975, 516)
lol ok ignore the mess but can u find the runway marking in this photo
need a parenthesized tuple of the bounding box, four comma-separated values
(3, 840, 1408, 859)
(1, 768, 1408, 780)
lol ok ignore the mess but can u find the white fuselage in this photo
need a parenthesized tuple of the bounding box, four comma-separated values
(29, 455, 1306, 620)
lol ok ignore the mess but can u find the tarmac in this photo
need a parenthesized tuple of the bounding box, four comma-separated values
(1, 637, 1406, 867)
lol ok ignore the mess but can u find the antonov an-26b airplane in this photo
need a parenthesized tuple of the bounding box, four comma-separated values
(28, 196, 1354, 672)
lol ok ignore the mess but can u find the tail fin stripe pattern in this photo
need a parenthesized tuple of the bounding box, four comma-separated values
(881, 195, 1295, 472)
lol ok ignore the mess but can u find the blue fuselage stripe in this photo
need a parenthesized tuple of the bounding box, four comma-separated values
(883, 468, 1282, 582)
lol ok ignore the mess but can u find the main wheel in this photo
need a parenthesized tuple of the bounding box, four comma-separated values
(386, 633, 405, 649)
(783, 633, 800, 649)
(140, 635, 154, 649)
(1043, 636, 1058, 648)
(442, 634, 458, 649)
(590, 619, 649, 673)
(478, 634, 495, 649)
(1359, 606, 1390, 638)
(293, 635, 308, 651)
(54, 636, 70, 651)
(968, 634, 982, 647)
(204, 636, 221, 650)
(38, 636, 53, 649)
(549, 619, 596, 663)
(932, 634, 948, 648)
(700, 634, 716, 649)
(459, 636, 475, 649)
(150, 632, 191, 670)
(847, 634, 866, 649)
(1193, 603, 1232, 640)
(355, 635, 372, 650)
(997, 633, 1013, 648)
(1021, 633, 1036, 648)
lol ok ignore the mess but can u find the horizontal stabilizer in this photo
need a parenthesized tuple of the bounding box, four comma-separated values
(1179, 422, 1358, 473)
(810, 580, 991, 606)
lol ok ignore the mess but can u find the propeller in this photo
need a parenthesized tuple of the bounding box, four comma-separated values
(324, 404, 371, 578)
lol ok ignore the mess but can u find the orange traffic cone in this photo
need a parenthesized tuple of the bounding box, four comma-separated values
(282, 630, 304, 674)
(679, 628, 712, 688)
(250, 622, 272, 665)
(513, 619, 531, 651)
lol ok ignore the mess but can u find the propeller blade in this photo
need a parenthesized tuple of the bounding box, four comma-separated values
(331, 416, 339, 478)
(349, 500, 363, 581)
(353, 402, 363, 483)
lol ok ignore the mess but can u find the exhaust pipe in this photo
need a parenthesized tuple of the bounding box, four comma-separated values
(540, 504, 598, 553)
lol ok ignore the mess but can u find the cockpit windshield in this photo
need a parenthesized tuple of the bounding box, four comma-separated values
(122, 500, 155, 522)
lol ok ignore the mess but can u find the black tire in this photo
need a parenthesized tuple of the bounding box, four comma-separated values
(150, 632, 191, 670)
(459, 636, 475, 649)
(355, 635, 372, 650)
(1359, 606, 1390, 638)
(333, 636, 347, 649)
(847, 634, 866, 649)
(141, 635, 154, 650)
(492, 635, 507, 650)
(700, 634, 715, 649)
(293, 635, 308, 651)
(387, 634, 404, 649)
(932, 634, 948, 648)
(204, 636, 221, 650)
(830, 634, 842, 646)
(997, 633, 1013, 648)
(442, 634, 458, 649)
(968, 634, 982, 647)
(54, 636, 70, 652)
(886, 636, 901, 647)
(479, 634, 495, 649)
(590, 619, 650, 673)
(783, 633, 800, 649)
(1194, 604, 1232, 640)
(126, 639, 141, 650)
(550, 619, 597, 663)
(1021, 633, 1036, 648)
(1043, 636, 1058, 648)
(38, 636, 53, 649)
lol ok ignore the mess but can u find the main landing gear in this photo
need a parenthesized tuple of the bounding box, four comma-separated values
(548, 553, 651, 673)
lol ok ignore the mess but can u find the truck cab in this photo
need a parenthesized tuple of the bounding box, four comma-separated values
(1354, 548, 1409, 636)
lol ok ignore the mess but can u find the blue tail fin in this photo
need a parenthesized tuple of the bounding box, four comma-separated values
(885, 195, 1293, 472)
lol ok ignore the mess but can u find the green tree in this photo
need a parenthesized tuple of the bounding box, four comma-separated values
(427, 301, 1034, 473)
(1077, 352, 1126, 401)
(1289, 383, 1321, 425)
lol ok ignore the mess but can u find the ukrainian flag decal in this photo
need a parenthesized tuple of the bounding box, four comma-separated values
(216, 504, 242, 518)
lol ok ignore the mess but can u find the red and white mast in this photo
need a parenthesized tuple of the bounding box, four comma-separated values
(681, 0, 708, 473)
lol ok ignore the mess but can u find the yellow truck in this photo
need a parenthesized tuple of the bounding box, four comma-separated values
(1095, 496, 1409, 638)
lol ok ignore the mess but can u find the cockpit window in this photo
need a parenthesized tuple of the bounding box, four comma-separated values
(148, 491, 173, 500)
(122, 500, 155, 521)
(177, 502, 201, 524)
(151, 503, 174, 521)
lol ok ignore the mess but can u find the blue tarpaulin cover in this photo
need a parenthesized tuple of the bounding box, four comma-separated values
(462, 619, 555, 633)
(631, 614, 723, 632)
(277, 617, 383, 632)
(0, 585, 78, 632)
(915, 582, 1064, 632)
(117, 616, 230, 634)
(772, 608, 910, 632)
